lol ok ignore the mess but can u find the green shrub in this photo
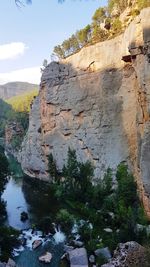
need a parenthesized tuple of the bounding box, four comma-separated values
(48, 153, 58, 182)
(56, 209, 74, 233)
(112, 18, 122, 35)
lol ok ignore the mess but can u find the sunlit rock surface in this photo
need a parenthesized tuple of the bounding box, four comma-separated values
(20, 8, 150, 215)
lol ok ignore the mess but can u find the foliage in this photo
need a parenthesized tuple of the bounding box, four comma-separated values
(0, 148, 19, 261)
(48, 149, 149, 254)
(6, 89, 38, 113)
(56, 209, 74, 233)
(48, 153, 58, 182)
(52, 0, 150, 59)
(92, 7, 107, 25)
(0, 90, 38, 151)
(0, 226, 19, 262)
(111, 18, 122, 35)
(108, 0, 128, 14)
(92, 24, 108, 43)
(61, 148, 93, 200)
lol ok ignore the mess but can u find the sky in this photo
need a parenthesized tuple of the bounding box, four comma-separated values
(0, 0, 107, 85)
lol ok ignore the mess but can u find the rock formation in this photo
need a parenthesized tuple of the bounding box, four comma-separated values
(20, 8, 150, 215)
(102, 241, 148, 267)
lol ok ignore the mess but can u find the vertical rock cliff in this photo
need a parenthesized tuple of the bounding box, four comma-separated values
(20, 8, 150, 215)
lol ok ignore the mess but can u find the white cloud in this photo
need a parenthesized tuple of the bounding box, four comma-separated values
(0, 42, 27, 60)
(0, 66, 41, 85)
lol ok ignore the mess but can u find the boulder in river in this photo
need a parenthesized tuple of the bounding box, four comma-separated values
(39, 252, 52, 263)
(20, 211, 28, 221)
(6, 258, 16, 267)
(68, 248, 88, 267)
(94, 247, 111, 260)
(32, 239, 42, 249)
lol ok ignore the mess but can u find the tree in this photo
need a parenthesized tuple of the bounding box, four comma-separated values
(92, 7, 106, 25)
(48, 153, 58, 182)
(53, 45, 65, 59)
(76, 25, 91, 46)
(92, 23, 108, 43)
(69, 34, 80, 53)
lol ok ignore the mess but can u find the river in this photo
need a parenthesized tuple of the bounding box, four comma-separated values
(2, 155, 65, 267)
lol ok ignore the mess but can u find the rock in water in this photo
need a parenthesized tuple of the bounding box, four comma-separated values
(39, 252, 52, 263)
(6, 258, 16, 267)
(20, 211, 28, 221)
(68, 248, 88, 267)
(94, 247, 111, 260)
(32, 239, 42, 249)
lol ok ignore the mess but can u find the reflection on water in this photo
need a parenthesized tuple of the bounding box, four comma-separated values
(2, 155, 64, 267)
(15, 242, 64, 267)
(2, 154, 60, 230)
(2, 177, 30, 230)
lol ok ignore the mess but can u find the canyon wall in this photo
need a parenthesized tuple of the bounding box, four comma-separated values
(20, 8, 150, 215)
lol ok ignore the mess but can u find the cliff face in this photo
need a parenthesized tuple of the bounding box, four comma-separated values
(20, 8, 150, 215)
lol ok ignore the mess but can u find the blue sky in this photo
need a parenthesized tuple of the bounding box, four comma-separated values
(0, 0, 107, 84)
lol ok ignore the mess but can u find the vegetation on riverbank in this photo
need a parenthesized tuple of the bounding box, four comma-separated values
(0, 146, 19, 261)
(47, 149, 150, 262)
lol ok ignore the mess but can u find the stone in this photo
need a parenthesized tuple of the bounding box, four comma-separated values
(20, 211, 28, 222)
(39, 252, 52, 263)
(94, 247, 111, 260)
(6, 259, 16, 267)
(101, 241, 147, 267)
(103, 228, 113, 233)
(73, 240, 84, 247)
(89, 255, 95, 263)
(32, 239, 42, 249)
(68, 248, 88, 267)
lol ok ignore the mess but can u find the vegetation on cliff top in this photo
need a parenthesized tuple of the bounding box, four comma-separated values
(52, 0, 150, 59)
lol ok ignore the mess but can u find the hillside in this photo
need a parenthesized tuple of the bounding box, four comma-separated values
(0, 89, 39, 154)
(0, 82, 38, 100)
(6, 89, 38, 113)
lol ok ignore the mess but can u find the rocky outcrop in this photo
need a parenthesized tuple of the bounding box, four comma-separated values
(20, 96, 47, 178)
(0, 82, 38, 100)
(102, 241, 148, 267)
(5, 122, 24, 156)
(20, 8, 150, 215)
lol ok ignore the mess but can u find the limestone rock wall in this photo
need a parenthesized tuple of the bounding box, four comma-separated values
(20, 8, 150, 214)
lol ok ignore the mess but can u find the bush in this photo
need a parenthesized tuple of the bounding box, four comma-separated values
(111, 18, 122, 35)
(56, 209, 74, 233)
(48, 153, 58, 182)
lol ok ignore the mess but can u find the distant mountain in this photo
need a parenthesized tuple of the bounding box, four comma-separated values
(0, 82, 39, 100)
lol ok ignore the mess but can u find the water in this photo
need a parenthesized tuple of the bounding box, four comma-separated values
(2, 177, 30, 230)
(2, 155, 65, 267)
